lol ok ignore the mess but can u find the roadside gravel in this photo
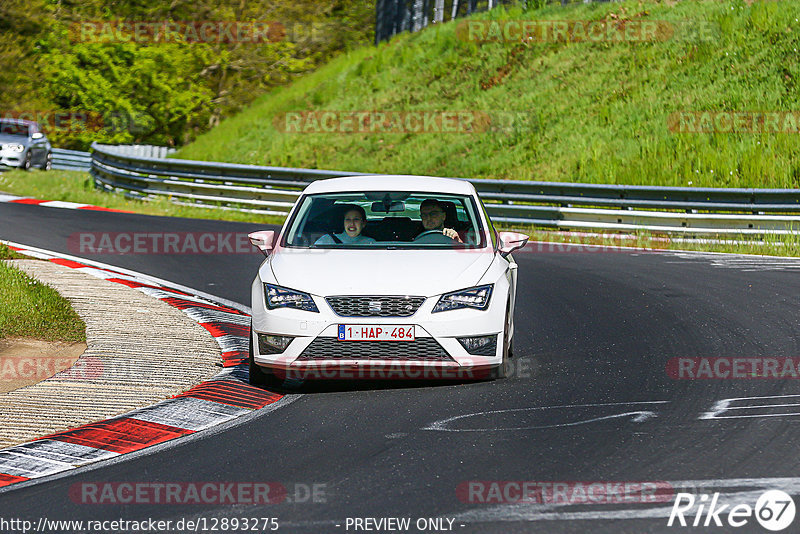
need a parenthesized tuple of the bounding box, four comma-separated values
(0, 260, 221, 448)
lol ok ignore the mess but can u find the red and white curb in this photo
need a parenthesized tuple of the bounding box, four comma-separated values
(0, 193, 132, 213)
(0, 241, 284, 489)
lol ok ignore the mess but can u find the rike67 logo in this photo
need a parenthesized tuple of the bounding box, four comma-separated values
(668, 490, 795, 531)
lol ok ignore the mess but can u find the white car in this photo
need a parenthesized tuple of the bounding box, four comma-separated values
(248, 175, 528, 385)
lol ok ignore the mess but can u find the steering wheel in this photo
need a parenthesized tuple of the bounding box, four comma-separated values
(414, 229, 459, 244)
(416, 230, 445, 239)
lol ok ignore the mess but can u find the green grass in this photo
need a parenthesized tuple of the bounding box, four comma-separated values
(0, 244, 26, 260)
(174, 0, 800, 189)
(0, 169, 282, 224)
(0, 244, 86, 342)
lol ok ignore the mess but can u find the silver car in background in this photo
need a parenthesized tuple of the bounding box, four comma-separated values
(0, 119, 52, 171)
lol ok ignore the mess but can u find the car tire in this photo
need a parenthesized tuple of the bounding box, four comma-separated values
(41, 152, 52, 171)
(493, 301, 513, 379)
(21, 151, 32, 171)
(248, 325, 282, 389)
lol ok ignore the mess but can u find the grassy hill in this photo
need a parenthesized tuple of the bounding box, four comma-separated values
(175, 0, 800, 189)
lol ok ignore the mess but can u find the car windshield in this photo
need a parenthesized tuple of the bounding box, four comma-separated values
(0, 120, 30, 137)
(284, 191, 487, 249)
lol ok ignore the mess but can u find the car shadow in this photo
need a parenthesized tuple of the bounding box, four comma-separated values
(227, 362, 500, 394)
(265, 377, 495, 394)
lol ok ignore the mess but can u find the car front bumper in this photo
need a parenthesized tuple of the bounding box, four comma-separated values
(250, 277, 508, 379)
(0, 150, 24, 168)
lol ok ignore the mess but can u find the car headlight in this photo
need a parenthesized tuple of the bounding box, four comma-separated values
(264, 283, 319, 312)
(6, 144, 24, 153)
(432, 284, 493, 313)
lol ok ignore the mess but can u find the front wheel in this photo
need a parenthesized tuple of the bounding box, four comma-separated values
(21, 151, 32, 171)
(492, 302, 513, 379)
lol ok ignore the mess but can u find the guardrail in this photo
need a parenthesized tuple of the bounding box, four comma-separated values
(52, 148, 91, 171)
(89, 142, 800, 235)
(94, 144, 177, 159)
(52, 145, 175, 172)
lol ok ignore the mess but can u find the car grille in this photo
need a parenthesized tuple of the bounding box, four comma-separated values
(296, 338, 454, 362)
(325, 296, 425, 317)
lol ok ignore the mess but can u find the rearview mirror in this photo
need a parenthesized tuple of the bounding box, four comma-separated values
(497, 231, 529, 257)
(370, 200, 405, 213)
(31, 132, 44, 140)
(249, 230, 276, 256)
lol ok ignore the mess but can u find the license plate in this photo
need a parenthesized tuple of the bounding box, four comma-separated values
(338, 325, 415, 341)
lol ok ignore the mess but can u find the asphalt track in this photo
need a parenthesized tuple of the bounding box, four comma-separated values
(1, 201, 800, 533)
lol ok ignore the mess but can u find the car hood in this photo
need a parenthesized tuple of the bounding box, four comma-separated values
(266, 248, 496, 296)
(0, 135, 29, 146)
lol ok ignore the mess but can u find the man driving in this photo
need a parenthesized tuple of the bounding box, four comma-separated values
(414, 199, 463, 243)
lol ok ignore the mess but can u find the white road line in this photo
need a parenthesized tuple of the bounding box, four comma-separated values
(0, 239, 250, 314)
(424, 401, 669, 432)
(700, 394, 800, 420)
(668, 252, 800, 272)
(38, 201, 90, 209)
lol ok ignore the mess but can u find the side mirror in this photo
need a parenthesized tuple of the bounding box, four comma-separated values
(249, 230, 276, 256)
(31, 132, 44, 140)
(497, 231, 529, 257)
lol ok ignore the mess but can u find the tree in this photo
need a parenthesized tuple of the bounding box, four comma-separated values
(3, 0, 375, 148)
